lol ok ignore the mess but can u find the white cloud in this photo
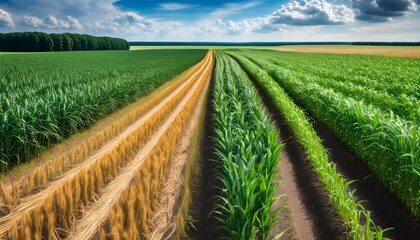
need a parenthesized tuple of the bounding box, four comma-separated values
(269, 0, 355, 25)
(1, 0, 121, 23)
(0, 8, 14, 28)
(159, 2, 195, 11)
(22, 15, 82, 29)
(87, 12, 157, 35)
(210, 1, 262, 18)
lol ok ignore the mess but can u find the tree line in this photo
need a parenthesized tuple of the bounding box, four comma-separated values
(352, 42, 420, 46)
(0, 32, 130, 52)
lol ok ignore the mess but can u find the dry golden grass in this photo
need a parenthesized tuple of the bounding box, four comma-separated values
(273, 45, 420, 58)
(0, 53, 211, 239)
(174, 82, 209, 239)
(98, 52, 213, 240)
(149, 55, 212, 240)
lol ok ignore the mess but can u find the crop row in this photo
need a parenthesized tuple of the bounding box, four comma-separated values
(212, 52, 283, 239)
(0, 49, 207, 170)
(237, 50, 419, 123)
(227, 51, 388, 239)
(230, 50, 420, 219)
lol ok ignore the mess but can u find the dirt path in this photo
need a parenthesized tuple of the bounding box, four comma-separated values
(0, 52, 212, 238)
(232, 59, 348, 240)
(66, 52, 213, 240)
(188, 70, 227, 240)
(255, 85, 348, 240)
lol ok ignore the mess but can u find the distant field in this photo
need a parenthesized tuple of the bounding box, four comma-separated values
(131, 45, 420, 58)
(130, 45, 263, 50)
(273, 45, 420, 58)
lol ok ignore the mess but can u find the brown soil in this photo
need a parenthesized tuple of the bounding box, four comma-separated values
(188, 66, 227, 240)
(253, 81, 348, 240)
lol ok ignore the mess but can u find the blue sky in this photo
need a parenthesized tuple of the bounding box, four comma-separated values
(0, 0, 419, 41)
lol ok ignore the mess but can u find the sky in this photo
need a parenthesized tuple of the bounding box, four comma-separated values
(0, 0, 419, 41)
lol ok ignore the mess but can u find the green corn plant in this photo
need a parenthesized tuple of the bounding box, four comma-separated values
(212, 52, 284, 240)
(227, 51, 390, 240)
(229, 49, 420, 219)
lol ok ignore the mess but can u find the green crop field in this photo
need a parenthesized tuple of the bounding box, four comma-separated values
(0, 49, 206, 170)
(1, 0, 420, 238)
(0, 47, 419, 240)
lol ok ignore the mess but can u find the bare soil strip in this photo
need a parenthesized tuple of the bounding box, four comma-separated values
(66, 52, 213, 240)
(245, 58, 420, 240)
(188, 70, 228, 240)
(147, 58, 212, 240)
(310, 120, 420, 240)
(0, 52, 212, 237)
(236, 62, 348, 240)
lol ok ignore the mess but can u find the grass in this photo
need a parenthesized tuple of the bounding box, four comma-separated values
(226, 51, 388, 239)
(0, 49, 206, 171)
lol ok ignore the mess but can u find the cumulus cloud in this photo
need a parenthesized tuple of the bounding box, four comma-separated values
(352, 0, 419, 22)
(0, 8, 14, 28)
(1, 0, 120, 20)
(159, 2, 194, 11)
(87, 12, 157, 34)
(268, 0, 354, 25)
(22, 15, 82, 29)
(182, 17, 284, 37)
(172, 0, 355, 37)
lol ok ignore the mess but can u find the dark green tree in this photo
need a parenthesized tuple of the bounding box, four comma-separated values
(50, 34, 63, 51)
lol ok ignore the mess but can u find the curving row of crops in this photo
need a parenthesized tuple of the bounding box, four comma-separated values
(212, 52, 284, 239)
(227, 49, 420, 219)
(0, 49, 207, 170)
